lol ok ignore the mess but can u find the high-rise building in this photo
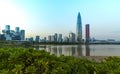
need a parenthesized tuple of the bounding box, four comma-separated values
(1, 25, 25, 41)
(51, 35, 55, 42)
(85, 24, 90, 43)
(54, 33, 58, 42)
(48, 35, 51, 42)
(58, 34, 62, 42)
(35, 36, 40, 42)
(15, 27, 20, 33)
(76, 12, 82, 43)
(20, 30, 25, 40)
(6, 25, 10, 34)
(69, 32, 76, 43)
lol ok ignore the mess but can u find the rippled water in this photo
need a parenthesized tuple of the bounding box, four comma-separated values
(34, 45, 120, 56)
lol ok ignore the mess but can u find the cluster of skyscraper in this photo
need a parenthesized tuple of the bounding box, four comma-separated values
(28, 12, 90, 43)
(29, 32, 76, 43)
(0, 25, 25, 40)
(0, 12, 90, 43)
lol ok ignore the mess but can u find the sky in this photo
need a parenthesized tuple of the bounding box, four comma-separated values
(0, 0, 120, 40)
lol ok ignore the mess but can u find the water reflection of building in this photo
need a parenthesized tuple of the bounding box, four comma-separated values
(34, 46, 39, 50)
(57, 46, 62, 56)
(48, 46, 62, 56)
(53, 46, 57, 55)
(45, 45, 83, 57)
(75, 45, 82, 57)
(37, 45, 90, 57)
(62, 46, 71, 56)
(85, 44, 90, 56)
(46, 45, 51, 52)
(71, 47, 76, 56)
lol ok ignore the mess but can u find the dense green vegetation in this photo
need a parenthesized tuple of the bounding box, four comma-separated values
(0, 47, 120, 74)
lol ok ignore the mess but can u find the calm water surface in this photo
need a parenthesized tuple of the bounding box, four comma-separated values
(35, 45, 120, 57)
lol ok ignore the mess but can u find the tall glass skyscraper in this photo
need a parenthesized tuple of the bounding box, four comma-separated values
(6, 25, 10, 34)
(76, 12, 82, 43)
(20, 30, 25, 40)
(15, 27, 20, 33)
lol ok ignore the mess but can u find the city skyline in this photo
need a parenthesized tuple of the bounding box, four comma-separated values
(0, 0, 120, 40)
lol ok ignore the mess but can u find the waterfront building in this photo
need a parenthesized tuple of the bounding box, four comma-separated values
(15, 27, 20, 33)
(48, 35, 52, 42)
(69, 32, 76, 43)
(29, 37, 34, 42)
(51, 35, 55, 42)
(58, 34, 62, 42)
(85, 24, 90, 43)
(5, 34, 11, 40)
(54, 33, 58, 42)
(6, 25, 10, 34)
(76, 12, 82, 43)
(21, 30, 25, 40)
(35, 36, 40, 42)
(1, 25, 25, 41)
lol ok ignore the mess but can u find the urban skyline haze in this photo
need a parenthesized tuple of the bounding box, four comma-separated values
(0, 0, 120, 40)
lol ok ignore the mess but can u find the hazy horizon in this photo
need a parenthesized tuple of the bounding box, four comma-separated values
(0, 0, 120, 40)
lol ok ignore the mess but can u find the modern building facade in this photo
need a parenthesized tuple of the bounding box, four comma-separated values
(15, 27, 20, 33)
(6, 25, 10, 34)
(85, 24, 90, 43)
(1, 25, 25, 41)
(20, 30, 25, 40)
(35, 36, 40, 42)
(69, 32, 76, 43)
(51, 35, 55, 42)
(54, 33, 58, 42)
(76, 12, 82, 43)
(58, 34, 62, 42)
(48, 35, 51, 42)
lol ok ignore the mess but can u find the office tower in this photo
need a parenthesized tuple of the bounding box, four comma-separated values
(15, 27, 20, 33)
(54, 33, 58, 42)
(6, 25, 10, 34)
(76, 12, 82, 43)
(35, 36, 40, 42)
(69, 32, 76, 43)
(5, 25, 11, 40)
(20, 30, 25, 40)
(85, 24, 90, 43)
(58, 34, 62, 42)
